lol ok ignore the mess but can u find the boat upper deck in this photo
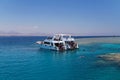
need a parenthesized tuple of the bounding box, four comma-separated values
(45, 34, 75, 42)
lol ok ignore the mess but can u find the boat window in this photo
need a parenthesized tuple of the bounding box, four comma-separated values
(54, 43, 64, 47)
(65, 41, 69, 43)
(44, 42, 50, 45)
(54, 43, 59, 47)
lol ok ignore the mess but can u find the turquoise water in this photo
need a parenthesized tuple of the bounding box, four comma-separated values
(0, 37, 120, 80)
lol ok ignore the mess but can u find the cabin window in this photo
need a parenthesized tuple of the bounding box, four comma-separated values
(65, 41, 68, 43)
(44, 42, 50, 45)
(54, 43, 64, 47)
(54, 43, 59, 47)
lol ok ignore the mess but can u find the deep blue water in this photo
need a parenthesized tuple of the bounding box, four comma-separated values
(0, 36, 120, 80)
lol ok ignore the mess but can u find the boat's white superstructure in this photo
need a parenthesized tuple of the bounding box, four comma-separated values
(36, 34, 79, 51)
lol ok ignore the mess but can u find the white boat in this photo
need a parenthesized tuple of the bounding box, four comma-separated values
(36, 34, 79, 51)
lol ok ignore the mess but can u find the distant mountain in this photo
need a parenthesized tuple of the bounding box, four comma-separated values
(0, 31, 119, 36)
(0, 31, 50, 36)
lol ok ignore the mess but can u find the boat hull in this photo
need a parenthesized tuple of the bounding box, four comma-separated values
(39, 44, 79, 51)
(39, 44, 58, 50)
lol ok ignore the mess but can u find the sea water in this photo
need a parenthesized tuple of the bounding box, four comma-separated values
(0, 36, 120, 80)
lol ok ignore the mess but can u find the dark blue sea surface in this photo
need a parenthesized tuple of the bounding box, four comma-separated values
(0, 36, 120, 80)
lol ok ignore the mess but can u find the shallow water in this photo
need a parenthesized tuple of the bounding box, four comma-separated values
(0, 36, 120, 80)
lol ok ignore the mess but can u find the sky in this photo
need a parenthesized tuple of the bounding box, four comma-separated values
(0, 0, 120, 36)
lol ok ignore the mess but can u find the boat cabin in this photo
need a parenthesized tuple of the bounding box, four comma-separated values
(36, 34, 79, 51)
